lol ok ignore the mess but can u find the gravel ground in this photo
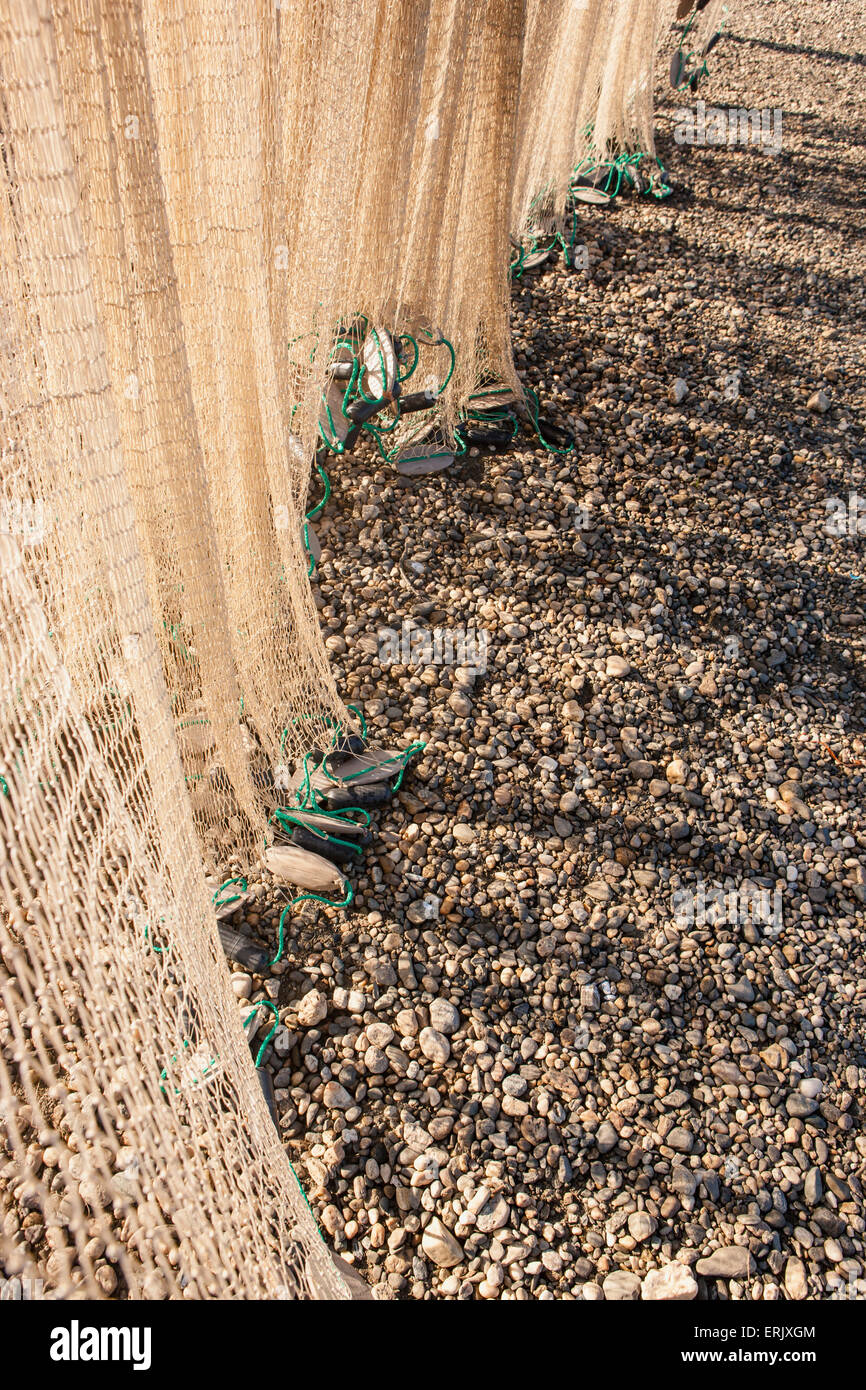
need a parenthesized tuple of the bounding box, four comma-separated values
(7, 0, 862, 1305)
(214, 0, 866, 1301)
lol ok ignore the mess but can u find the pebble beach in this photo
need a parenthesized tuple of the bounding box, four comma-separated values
(4, 0, 863, 1307)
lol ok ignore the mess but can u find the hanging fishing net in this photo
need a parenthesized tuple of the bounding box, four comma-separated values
(512, 0, 673, 263)
(0, 0, 537, 1301)
(592, 0, 668, 160)
(0, 0, 396, 1303)
(512, 0, 612, 242)
(277, 0, 526, 470)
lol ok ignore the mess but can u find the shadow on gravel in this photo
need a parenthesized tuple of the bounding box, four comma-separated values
(724, 32, 866, 69)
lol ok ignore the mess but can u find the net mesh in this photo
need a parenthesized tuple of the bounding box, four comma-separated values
(278, 0, 526, 451)
(591, 0, 668, 161)
(0, 0, 350, 1302)
(512, 0, 612, 239)
(0, 0, 704, 1304)
(0, 0, 531, 1301)
(513, 0, 671, 243)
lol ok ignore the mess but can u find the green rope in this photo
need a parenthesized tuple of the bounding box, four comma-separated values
(305, 462, 331, 522)
(417, 328, 455, 395)
(212, 876, 248, 910)
(271, 880, 354, 965)
(522, 385, 575, 456)
(143, 920, 166, 954)
(346, 702, 367, 739)
(252, 1000, 280, 1068)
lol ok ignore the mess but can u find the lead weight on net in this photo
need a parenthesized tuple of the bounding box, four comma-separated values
(329, 733, 367, 759)
(572, 185, 611, 206)
(304, 522, 321, 565)
(536, 419, 574, 450)
(398, 388, 436, 414)
(242, 1005, 266, 1041)
(217, 925, 269, 974)
(395, 448, 455, 477)
(256, 1067, 279, 1127)
(322, 748, 406, 786)
(285, 807, 367, 838)
(457, 424, 514, 448)
(470, 384, 517, 408)
(327, 360, 354, 380)
(345, 394, 390, 425)
(520, 248, 552, 271)
(318, 783, 392, 811)
(214, 885, 253, 921)
(288, 825, 361, 865)
(318, 377, 352, 447)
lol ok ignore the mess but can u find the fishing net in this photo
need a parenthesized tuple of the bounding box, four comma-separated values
(279, 0, 526, 462)
(513, 0, 671, 249)
(0, 0, 357, 1302)
(591, 0, 668, 160)
(512, 0, 612, 240)
(40, 0, 355, 864)
(0, 0, 534, 1303)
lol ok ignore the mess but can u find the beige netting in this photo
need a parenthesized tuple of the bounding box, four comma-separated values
(591, 0, 668, 160)
(512, 0, 612, 240)
(512, 1, 671, 246)
(278, 0, 526, 454)
(0, 0, 534, 1302)
(47, 0, 359, 863)
(0, 0, 352, 1299)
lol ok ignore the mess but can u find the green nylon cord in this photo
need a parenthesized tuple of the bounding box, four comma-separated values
(346, 702, 366, 739)
(523, 385, 575, 456)
(303, 522, 315, 577)
(274, 807, 362, 858)
(302, 461, 333, 577)
(395, 334, 419, 382)
(143, 920, 165, 954)
(305, 462, 331, 522)
(212, 876, 248, 909)
(271, 881, 354, 965)
(252, 1000, 280, 1067)
(413, 328, 455, 397)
